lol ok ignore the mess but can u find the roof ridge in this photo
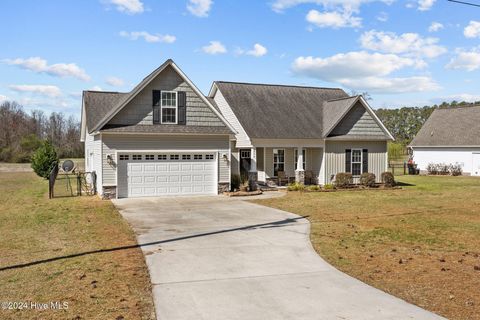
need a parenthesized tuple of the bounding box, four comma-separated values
(326, 95, 358, 102)
(84, 90, 127, 94)
(215, 81, 344, 91)
(435, 105, 480, 111)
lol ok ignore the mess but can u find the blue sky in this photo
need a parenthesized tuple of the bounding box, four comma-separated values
(1, 0, 480, 118)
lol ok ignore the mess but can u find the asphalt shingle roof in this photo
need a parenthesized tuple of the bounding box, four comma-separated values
(214, 82, 349, 139)
(410, 106, 480, 147)
(83, 91, 129, 132)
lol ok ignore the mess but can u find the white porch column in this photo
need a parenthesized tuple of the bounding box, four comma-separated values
(248, 147, 258, 190)
(295, 146, 305, 184)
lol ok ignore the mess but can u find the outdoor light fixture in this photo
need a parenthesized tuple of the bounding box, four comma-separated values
(106, 154, 113, 165)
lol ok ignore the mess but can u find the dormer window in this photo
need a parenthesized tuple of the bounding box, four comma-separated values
(161, 91, 177, 124)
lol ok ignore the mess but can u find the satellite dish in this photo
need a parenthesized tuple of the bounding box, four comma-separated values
(62, 160, 75, 172)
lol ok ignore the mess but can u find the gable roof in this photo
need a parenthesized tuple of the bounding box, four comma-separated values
(212, 82, 393, 140)
(82, 59, 235, 135)
(212, 82, 349, 139)
(410, 106, 480, 147)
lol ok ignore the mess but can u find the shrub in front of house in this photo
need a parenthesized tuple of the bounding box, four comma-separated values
(31, 140, 59, 179)
(231, 174, 241, 191)
(323, 183, 335, 190)
(287, 182, 305, 191)
(307, 184, 320, 191)
(334, 173, 353, 188)
(360, 172, 376, 188)
(381, 172, 396, 188)
(449, 164, 463, 176)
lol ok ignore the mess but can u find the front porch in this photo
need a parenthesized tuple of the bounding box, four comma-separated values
(234, 144, 325, 187)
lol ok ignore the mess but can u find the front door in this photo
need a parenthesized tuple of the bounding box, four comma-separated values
(473, 153, 480, 176)
(240, 149, 251, 178)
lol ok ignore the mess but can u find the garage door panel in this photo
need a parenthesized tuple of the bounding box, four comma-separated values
(122, 154, 217, 197)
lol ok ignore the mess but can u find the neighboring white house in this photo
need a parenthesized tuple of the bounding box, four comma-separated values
(80, 59, 394, 198)
(409, 106, 480, 176)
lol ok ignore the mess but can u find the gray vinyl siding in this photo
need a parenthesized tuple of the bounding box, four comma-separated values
(324, 140, 387, 183)
(101, 134, 229, 186)
(329, 102, 387, 138)
(218, 152, 230, 183)
(108, 65, 225, 128)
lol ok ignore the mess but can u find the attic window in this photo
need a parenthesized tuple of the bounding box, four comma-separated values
(161, 91, 177, 124)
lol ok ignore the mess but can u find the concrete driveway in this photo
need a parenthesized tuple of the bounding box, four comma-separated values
(113, 195, 444, 320)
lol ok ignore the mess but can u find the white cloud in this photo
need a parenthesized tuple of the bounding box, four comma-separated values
(119, 31, 176, 43)
(417, 0, 436, 11)
(90, 86, 103, 91)
(3, 57, 90, 81)
(446, 48, 480, 71)
(108, 0, 144, 14)
(360, 30, 447, 59)
(440, 93, 480, 103)
(271, 0, 394, 12)
(291, 52, 440, 93)
(428, 22, 443, 32)
(9, 85, 62, 97)
(464, 21, 480, 38)
(187, 0, 213, 17)
(306, 9, 361, 28)
(201, 41, 227, 55)
(246, 43, 268, 57)
(106, 76, 125, 87)
(376, 11, 388, 22)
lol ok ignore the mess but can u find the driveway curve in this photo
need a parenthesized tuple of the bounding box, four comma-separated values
(113, 195, 444, 320)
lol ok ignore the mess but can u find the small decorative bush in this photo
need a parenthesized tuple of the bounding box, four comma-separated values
(231, 174, 241, 191)
(323, 183, 335, 190)
(287, 182, 305, 191)
(31, 140, 59, 179)
(334, 173, 353, 188)
(360, 172, 376, 188)
(427, 163, 463, 176)
(449, 164, 463, 176)
(307, 185, 320, 191)
(381, 172, 396, 188)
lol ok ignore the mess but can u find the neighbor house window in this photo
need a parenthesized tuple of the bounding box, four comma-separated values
(161, 91, 177, 124)
(294, 149, 306, 170)
(273, 149, 285, 176)
(351, 149, 362, 176)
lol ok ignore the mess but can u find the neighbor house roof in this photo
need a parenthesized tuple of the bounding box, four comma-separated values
(213, 82, 350, 139)
(410, 106, 480, 147)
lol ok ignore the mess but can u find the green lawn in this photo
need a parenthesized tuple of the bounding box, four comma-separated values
(0, 172, 154, 319)
(254, 175, 480, 320)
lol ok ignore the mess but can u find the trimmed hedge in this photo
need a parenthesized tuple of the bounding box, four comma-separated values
(360, 172, 376, 187)
(381, 172, 396, 188)
(335, 173, 353, 188)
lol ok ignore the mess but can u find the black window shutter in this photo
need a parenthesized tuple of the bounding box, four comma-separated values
(177, 91, 186, 125)
(362, 149, 368, 173)
(345, 149, 351, 173)
(153, 90, 161, 124)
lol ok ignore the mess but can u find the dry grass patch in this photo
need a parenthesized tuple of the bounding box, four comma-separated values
(253, 175, 480, 320)
(0, 172, 154, 320)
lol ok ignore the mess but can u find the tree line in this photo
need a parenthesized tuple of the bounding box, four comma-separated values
(0, 100, 83, 163)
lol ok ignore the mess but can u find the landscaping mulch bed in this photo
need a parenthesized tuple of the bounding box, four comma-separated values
(224, 190, 263, 197)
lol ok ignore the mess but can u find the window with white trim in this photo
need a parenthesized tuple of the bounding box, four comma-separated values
(273, 149, 285, 176)
(294, 149, 306, 170)
(161, 91, 177, 124)
(145, 155, 155, 160)
(132, 155, 142, 161)
(351, 149, 362, 176)
(158, 155, 167, 160)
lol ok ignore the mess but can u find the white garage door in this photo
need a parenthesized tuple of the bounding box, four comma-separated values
(118, 153, 217, 197)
